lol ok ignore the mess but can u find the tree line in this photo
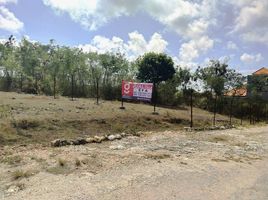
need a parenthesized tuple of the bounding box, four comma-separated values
(0, 35, 267, 125)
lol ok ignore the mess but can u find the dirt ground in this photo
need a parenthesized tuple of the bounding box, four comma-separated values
(0, 91, 237, 146)
(1, 125, 268, 200)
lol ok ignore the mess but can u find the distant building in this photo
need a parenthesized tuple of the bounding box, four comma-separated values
(225, 86, 247, 97)
(247, 67, 268, 100)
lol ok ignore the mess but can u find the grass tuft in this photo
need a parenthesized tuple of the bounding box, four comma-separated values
(12, 170, 32, 180)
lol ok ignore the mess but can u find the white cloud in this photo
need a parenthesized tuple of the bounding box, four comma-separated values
(78, 31, 168, 61)
(0, 0, 23, 33)
(43, 0, 219, 40)
(227, 41, 238, 50)
(240, 53, 263, 64)
(178, 36, 214, 65)
(0, 6, 23, 32)
(232, 0, 268, 45)
(44, 0, 219, 67)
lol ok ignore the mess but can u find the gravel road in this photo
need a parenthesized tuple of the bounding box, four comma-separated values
(1, 126, 268, 200)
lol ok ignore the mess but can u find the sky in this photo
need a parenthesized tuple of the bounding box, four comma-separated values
(0, 0, 267, 74)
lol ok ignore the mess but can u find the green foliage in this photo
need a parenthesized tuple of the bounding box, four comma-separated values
(136, 52, 175, 84)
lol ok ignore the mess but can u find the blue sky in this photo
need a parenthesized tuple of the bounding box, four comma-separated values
(0, 0, 267, 74)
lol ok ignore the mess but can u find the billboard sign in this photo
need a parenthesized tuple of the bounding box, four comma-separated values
(122, 81, 153, 102)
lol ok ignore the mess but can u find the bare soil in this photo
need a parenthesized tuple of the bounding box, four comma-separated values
(1, 125, 268, 200)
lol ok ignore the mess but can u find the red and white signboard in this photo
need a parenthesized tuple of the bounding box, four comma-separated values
(122, 81, 153, 102)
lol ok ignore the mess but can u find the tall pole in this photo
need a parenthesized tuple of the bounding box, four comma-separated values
(213, 96, 217, 126)
(153, 82, 157, 114)
(96, 79, 99, 105)
(71, 74, 74, 101)
(190, 88, 193, 128)
(240, 99, 243, 125)
(53, 75, 56, 99)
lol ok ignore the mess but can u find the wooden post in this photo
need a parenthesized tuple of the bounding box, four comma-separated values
(152, 82, 158, 115)
(213, 96, 217, 126)
(190, 89, 193, 128)
(53, 75, 56, 99)
(96, 79, 99, 105)
(71, 74, 74, 101)
(120, 98, 125, 109)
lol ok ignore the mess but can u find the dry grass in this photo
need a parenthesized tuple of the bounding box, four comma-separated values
(75, 158, 81, 167)
(1, 155, 22, 165)
(46, 158, 70, 175)
(207, 134, 232, 143)
(0, 91, 239, 146)
(12, 170, 33, 180)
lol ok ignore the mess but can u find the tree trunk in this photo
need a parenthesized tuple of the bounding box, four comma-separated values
(249, 103, 252, 124)
(20, 73, 23, 92)
(153, 82, 157, 113)
(213, 96, 217, 126)
(240, 99, 243, 125)
(190, 89, 193, 128)
(71, 74, 74, 101)
(96, 79, 99, 105)
(53, 75, 56, 99)
(35, 75, 38, 94)
(229, 96, 234, 125)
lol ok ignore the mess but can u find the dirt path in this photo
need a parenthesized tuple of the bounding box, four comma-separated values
(1, 126, 268, 200)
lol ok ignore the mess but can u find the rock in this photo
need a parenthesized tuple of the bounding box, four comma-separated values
(184, 127, 192, 132)
(93, 136, 104, 143)
(108, 135, 116, 141)
(121, 132, 126, 137)
(100, 136, 107, 142)
(220, 126, 226, 130)
(51, 139, 70, 147)
(86, 137, 94, 143)
(76, 138, 87, 145)
(51, 139, 61, 147)
(7, 185, 20, 193)
(115, 134, 122, 140)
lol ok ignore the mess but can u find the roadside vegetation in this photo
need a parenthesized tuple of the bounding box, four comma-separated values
(0, 35, 267, 146)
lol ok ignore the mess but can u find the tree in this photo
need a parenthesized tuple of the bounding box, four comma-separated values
(196, 60, 228, 126)
(47, 40, 64, 98)
(224, 70, 246, 125)
(0, 35, 21, 91)
(176, 67, 198, 127)
(87, 52, 102, 104)
(136, 52, 175, 112)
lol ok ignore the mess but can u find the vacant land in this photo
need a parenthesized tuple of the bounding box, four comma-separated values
(2, 92, 266, 200)
(0, 91, 235, 145)
(0, 125, 268, 200)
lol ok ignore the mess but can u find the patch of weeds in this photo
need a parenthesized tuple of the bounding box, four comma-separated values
(30, 156, 46, 164)
(47, 158, 71, 175)
(1, 155, 22, 165)
(75, 158, 81, 167)
(166, 117, 182, 124)
(12, 170, 32, 180)
(13, 119, 39, 130)
(58, 158, 67, 167)
(112, 123, 124, 132)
